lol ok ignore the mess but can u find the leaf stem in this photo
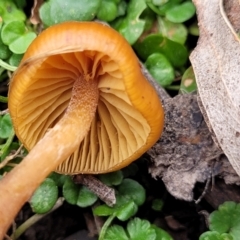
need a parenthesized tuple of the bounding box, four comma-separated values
(10, 197, 64, 240)
(99, 214, 116, 240)
(0, 60, 17, 72)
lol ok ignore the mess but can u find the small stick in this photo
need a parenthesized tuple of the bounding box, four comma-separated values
(0, 145, 24, 170)
(195, 177, 211, 204)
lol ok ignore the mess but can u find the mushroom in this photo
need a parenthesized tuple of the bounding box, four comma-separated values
(0, 21, 164, 236)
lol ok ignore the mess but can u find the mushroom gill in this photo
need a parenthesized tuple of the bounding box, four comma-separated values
(12, 50, 151, 174)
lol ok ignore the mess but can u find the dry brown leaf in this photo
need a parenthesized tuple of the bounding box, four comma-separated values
(148, 94, 223, 201)
(30, 0, 44, 25)
(190, 0, 240, 177)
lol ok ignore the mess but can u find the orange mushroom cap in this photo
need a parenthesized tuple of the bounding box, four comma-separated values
(9, 21, 164, 174)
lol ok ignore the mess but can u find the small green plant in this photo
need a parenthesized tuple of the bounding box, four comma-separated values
(0, 0, 198, 239)
(199, 201, 240, 240)
(7, 168, 173, 239)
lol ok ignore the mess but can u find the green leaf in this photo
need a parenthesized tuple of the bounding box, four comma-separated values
(145, 53, 174, 87)
(1, 21, 36, 54)
(152, 225, 173, 240)
(199, 231, 233, 240)
(9, 32, 36, 54)
(157, 17, 188, 44)
(180, 66, 197, 93)
(13, 0, 26, 9)
(0, 0, 26, 23)
(116, 0, 127, 17)
(147, 0, 182, 16)
(209, 201, 240, 239)
(165, 1, 196, 23)
(0, 114, 13, 139)
(93, 204, 115, 217)
(0, 38, 11, 60)
(77, 185, 98, 207)
(152, 0, 169, 6)
(118, 178, 146, 206)
(39, 0, 101, 27)
(115, 200, 138, 221)
(98, 170, 123, 186)
(62, 177, 79, 205)
(134, 33, 188, 67)
(151, 199, 164, 212)
(97, 0, 118, 22)
(114, 0, 147, 45)
(105, 225, 129, 240)
(63, 177, 97, 207)
(30, 178, 58, 214)
(189, 21, 199, 36)
(8, 53, 23, 67)
(127, 218, 156, 240)
(1, 21, 25, 45)
(94, 195, 138, 221)
(49, 172, 70, 187)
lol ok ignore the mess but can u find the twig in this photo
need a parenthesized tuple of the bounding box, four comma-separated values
(0, 145, 23, 169)
(73, 175, 116, 206)
(0, 109, 9, 115)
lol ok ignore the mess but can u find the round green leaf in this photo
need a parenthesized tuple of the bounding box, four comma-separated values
(0, 114, 13, 139)
(147, 0, 182, 16)
(63, 178, 97, 207)
(93, 204, 114, 217)
(9, 31, 36, 54)
(30, 178, 58, 214)
(157, 17, 188, 44)
(39, 0, 101, 27)
(145, 53, 174, 87)
(152, 225, 173, 240)
(127, 218, 156, 240)
(98, 170, 123, 186)
(118, 179, 146, 206)
(151, 199, 164, 211)
(77, 185, 98, 208)
(105, 225, 129, 240)
(1, 21, 25, 45)
(94, 194, 138, 221)
(116, 1, 127, 17)
(189, 21, 199, 36)
(134, 34, 188, 67)
(116, 200, 138, 221)
(8, 53, 23, 67)
(209, 201, 240, 238)
(49, 172, 70, 187)
(0, 1, 26, 23)
(97, 0, 118, 22)
(62, 177, 79, 205)
(165, 1, 196, 23)
(115, 0, 147, 45)
(152, 0, 168, 6)
(199, 231, 233, 240)
(0, 38, 11, 60)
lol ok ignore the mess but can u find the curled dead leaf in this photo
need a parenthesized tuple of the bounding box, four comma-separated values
(190, 0, 240, 177)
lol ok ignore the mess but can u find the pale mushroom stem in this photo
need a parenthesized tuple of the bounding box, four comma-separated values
(0, 76, 99, 237)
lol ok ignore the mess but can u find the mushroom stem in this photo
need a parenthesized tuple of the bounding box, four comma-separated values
(0, 76, 99, 237)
